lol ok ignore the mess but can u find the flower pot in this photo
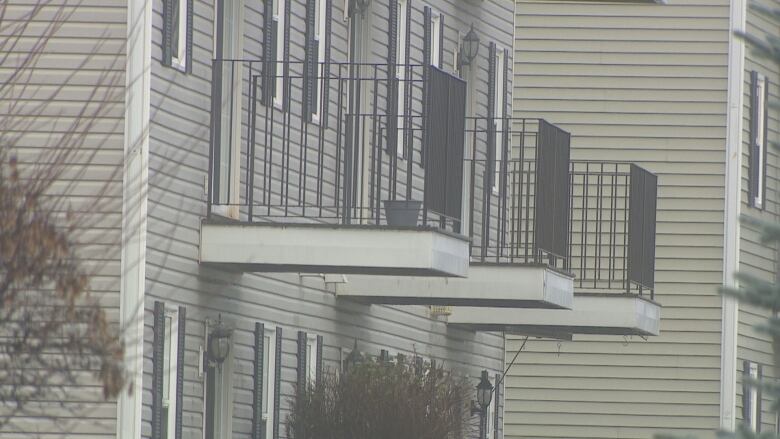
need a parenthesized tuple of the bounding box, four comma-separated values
(383, 200, 422, 227)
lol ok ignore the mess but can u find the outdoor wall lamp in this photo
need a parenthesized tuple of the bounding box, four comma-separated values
(458, 24, 481, 68)
(474, 370, 493, 439)
(207, 316, 233, 365)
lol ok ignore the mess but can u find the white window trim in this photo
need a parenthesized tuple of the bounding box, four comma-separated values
(273, 0, 286, 109)
(306, 334, 319, 385)
(262, 326, 278, 439)
(486, 392, 496, 437)
(748, 361, 759, 431)
(493, 47, 505, 193)
(171, 0, 188, 72)
(163, 308, 179, 439)
(430, 13, 440, 67)
(395, 0, 408, 157)
(312, 0, 328, 124)
(754, 73, 767, 208)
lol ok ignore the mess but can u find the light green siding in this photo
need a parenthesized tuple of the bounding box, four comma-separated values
(508, 1, 730, 437)
(0, 0, 126, 437)
(735, 1, 779, 433)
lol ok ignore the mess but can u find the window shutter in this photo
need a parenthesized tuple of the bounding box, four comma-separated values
(151, 301, 165, 439)
(402, 0, 412, 158)
(304, 0, 317, 120)
(273, 329, 282, 439)
(322, 0, 332, 127)
(750, 71, 760, 207)
(494, 372, 500, 439)
(421, 6, 431, 165)
(487, 42, 496, 178)
(423, 7, 431, 67)
(316, 335, 324, 384)
(175, 307, 186, 439)
(743, 359, 752, 422)
(262, 0, 275, 105)
(282, 0, 291, 111)
(379, 349, 390, 363)
(386, 0, 399, 153)
(185, 0, 194, 73)
(438, 13, 444, 69)
(162, 0, 174, 66)
(297, 331, 308, 394)
(251, 323, 265, 439)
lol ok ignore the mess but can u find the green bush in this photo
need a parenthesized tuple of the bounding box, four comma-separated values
(287, 357, 472, 439)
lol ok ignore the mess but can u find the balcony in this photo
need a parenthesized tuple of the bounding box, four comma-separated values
(199, 59, 659, 319)
(201, 60, 472, 276)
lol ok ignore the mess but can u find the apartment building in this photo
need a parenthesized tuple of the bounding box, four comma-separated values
(506, 0, 777, 438)
(5, 0, 661, 438)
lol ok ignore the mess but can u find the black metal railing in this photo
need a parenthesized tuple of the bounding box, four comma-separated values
(569, 161, 657, 297)
(208, 59, 465, 232)
(206, 59, 657, 296)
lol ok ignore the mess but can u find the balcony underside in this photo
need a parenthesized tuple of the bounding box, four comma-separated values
(200, 222, 470, 277)
(335, 264, 573, 308)
(447, 293, 660, 336)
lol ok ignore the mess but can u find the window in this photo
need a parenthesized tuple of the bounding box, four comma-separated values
(743, 360, 761, 431)
(750, 71, 768, 208)
(306, 335, 319, 385)
(273, 0, 286, 107)
(262, 327, 278, 439)
(162, 308, 179, 439)
(395, 0, 408, 157)
(493, 48, 505, 193)
(430, 14, 440, 67)
(171, 0, 187, 70)
(311, 0, 328, 122)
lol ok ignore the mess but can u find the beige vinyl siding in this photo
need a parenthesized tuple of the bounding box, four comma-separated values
(735, 0, 780, 433)
(507, 1, 729, 438)
(0, 0, 126, 437)
(143, 0, 514, 437)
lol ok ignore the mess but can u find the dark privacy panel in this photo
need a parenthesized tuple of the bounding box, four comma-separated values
(423, 66, 466, 228)
(534, 120, 571, 260)
(628, 164, 658, 290)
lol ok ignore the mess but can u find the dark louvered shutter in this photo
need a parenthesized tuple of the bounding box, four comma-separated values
(493, 372, 500, 439)
(297, 331, 308, 393)
(251, 323, 265, 439)
(743, 360, 752, 423)
(750, 71, 760, 207)
(262, 0, 275, 104)
(282, 0, 291, 111)
(386, 0, 399, 153)
(273, 329, 282, 439)
(486, 42, 496, 178)
(421, 6, 431, 165)
(175, 307, 186, 439)
(379, 349, 389, 363)
(185, 0, 194, 73)
(316, 335, 324, 384)
(438, 13, 444, 68)
(151, 301, 165, 439)
(402, 0, 412, 157)
(162, 0, 174, 66)
(322, 0, 333, 127)
(304, 0, 317, 120)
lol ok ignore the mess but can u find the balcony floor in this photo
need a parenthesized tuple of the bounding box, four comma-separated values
(334, 264, 573, 308)
(199, 221, 470, 277)
(447, 293, 661, 336)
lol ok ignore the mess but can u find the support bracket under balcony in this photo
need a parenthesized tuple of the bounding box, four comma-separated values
(334, 264, 573, 308)
(447, 294, 660, 336)
(199, 222, 470, 277)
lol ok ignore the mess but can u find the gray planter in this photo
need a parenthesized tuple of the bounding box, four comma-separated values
(383, 200, 422, 227)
